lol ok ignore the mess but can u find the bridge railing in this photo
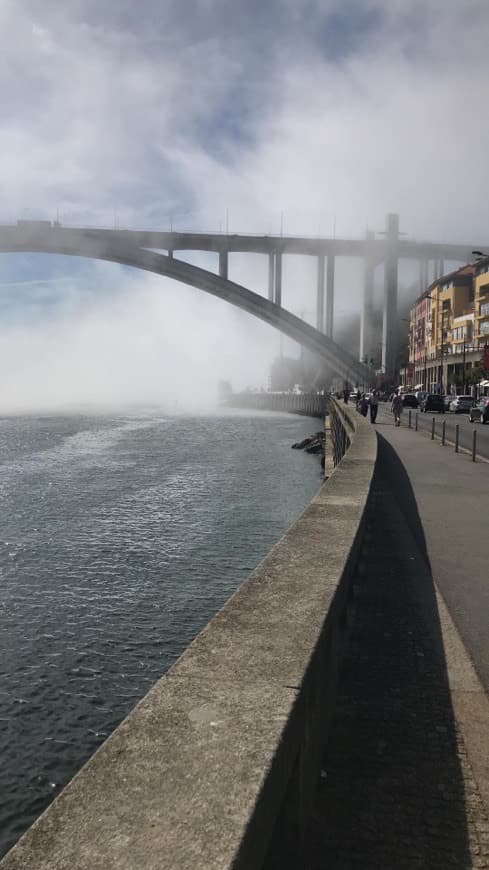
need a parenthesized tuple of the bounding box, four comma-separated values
(0, 401, 377, 870)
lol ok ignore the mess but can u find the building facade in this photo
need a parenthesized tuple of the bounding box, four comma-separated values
(474, 260, 489, 346)
(405, 262, 489, 393)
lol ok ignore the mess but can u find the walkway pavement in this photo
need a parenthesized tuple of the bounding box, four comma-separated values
(304, 411, 489, 869)
(393, 405, 489, 460)
(376, 404, 489, 690)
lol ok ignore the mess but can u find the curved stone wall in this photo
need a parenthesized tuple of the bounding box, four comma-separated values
(0, 400, 377, 870)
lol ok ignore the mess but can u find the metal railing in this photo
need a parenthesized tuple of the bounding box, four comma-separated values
(327, 398, 355, 467)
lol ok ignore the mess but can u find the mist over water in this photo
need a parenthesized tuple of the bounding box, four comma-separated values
(0, 267, 282, 414)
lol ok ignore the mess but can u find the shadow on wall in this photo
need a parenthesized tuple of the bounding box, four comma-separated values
(301, 434, 472, 868)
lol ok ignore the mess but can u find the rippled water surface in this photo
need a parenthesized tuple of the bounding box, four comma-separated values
(0, 410, 322, 856)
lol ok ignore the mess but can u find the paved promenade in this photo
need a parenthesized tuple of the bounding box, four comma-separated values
(376, 404, 489, 690)
(305, 408, 489, 868)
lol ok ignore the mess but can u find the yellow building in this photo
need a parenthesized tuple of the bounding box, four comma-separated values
(428, 265, 475, 360)
(409, 265, 477, 392)
(474, 259, 489, 347)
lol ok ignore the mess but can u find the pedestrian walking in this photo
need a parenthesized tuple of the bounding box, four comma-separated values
(369, 391, 379, 424)
(358, 394, 369, 417)
(391, 393, 403, 427)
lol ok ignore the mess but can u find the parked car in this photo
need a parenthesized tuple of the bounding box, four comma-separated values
(468, 397, 489, 424)
(402, 393, 418, 408)
(449, 395, 473, 414)
(420, 394, 445, 413)
(443, 395, 452, 410)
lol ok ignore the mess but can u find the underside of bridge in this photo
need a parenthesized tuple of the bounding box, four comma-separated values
(0, 227, 372, 385)
(0, 217, 483, 385)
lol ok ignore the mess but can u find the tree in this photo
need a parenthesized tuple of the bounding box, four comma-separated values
(466, 363, 484, 387)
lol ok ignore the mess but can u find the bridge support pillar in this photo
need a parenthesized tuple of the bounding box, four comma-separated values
(325, 255, 335, 338)
(167, 249, 173, 259)
(360, 230, 375, 364)
(275, 252, 282, 307)
(316, 255, 325, 332)
(219, 250, 228, 280)
(268, 253, 275, 302)
(382, 213, 399, 382)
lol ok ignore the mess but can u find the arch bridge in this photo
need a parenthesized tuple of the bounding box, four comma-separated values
(0, 215, 485, 383)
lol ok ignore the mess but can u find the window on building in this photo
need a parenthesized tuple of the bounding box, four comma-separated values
(480, 301, 489, 316)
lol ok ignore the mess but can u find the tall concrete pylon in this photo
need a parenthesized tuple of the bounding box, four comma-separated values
(316, 254, 325, 332)
(382, 213, 399, 382)
(325, 255, 335, 338)
(419, 259, 425, 290)
(267, 251, 282, 306)
(360, 229, 375, 364)
(219, 250, 228, 280)
(268, 252, 275, 302)
(275, 252, 282, 307)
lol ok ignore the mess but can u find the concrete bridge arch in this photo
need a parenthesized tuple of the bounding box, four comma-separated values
(0, 228, 371, 384)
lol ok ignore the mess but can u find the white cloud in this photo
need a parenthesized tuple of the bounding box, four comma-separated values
(0, 264, 279, 412)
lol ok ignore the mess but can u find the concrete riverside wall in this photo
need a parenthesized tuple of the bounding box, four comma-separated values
(0, 401, 377, 870)
(224, 392, 328, 417)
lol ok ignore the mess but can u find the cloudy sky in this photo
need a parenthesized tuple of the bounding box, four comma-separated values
(1, 0, 489, 410)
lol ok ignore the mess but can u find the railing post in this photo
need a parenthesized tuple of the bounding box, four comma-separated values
(408, 410, 412, 429)
(441, 419, 446, 446)
(431, 417, 435, 440)
(415, 412, 418, 431)
(455, 424, 459, 453)
(472, 429, 477, 462)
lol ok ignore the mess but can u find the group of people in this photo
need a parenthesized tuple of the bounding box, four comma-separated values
(348, 388, 404, 427)
(355, 390, 379, 423)
(359, 390, 404, 426)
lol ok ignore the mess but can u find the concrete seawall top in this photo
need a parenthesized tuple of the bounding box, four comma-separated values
(0, 402, 377, 870)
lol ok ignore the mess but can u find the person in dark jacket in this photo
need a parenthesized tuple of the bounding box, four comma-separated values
(358, 394, 369, 417)
(369, 391, 379, 423)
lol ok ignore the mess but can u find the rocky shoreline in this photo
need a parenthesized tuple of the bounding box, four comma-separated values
(291, 430, 325, 471)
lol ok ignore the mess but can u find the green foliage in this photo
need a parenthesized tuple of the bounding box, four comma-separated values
(466, 364, 484, 386)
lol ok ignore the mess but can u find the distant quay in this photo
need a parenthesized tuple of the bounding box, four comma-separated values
(222, 389, 327, 418)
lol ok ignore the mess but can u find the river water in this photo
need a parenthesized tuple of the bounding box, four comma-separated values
(0, 409, 322, 856)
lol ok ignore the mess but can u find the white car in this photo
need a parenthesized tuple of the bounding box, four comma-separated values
(449, 395, 473, 414)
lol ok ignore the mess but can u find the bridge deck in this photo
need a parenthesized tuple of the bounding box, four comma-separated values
(300, 412, 489, 868)
(0, 222, 483, 260)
